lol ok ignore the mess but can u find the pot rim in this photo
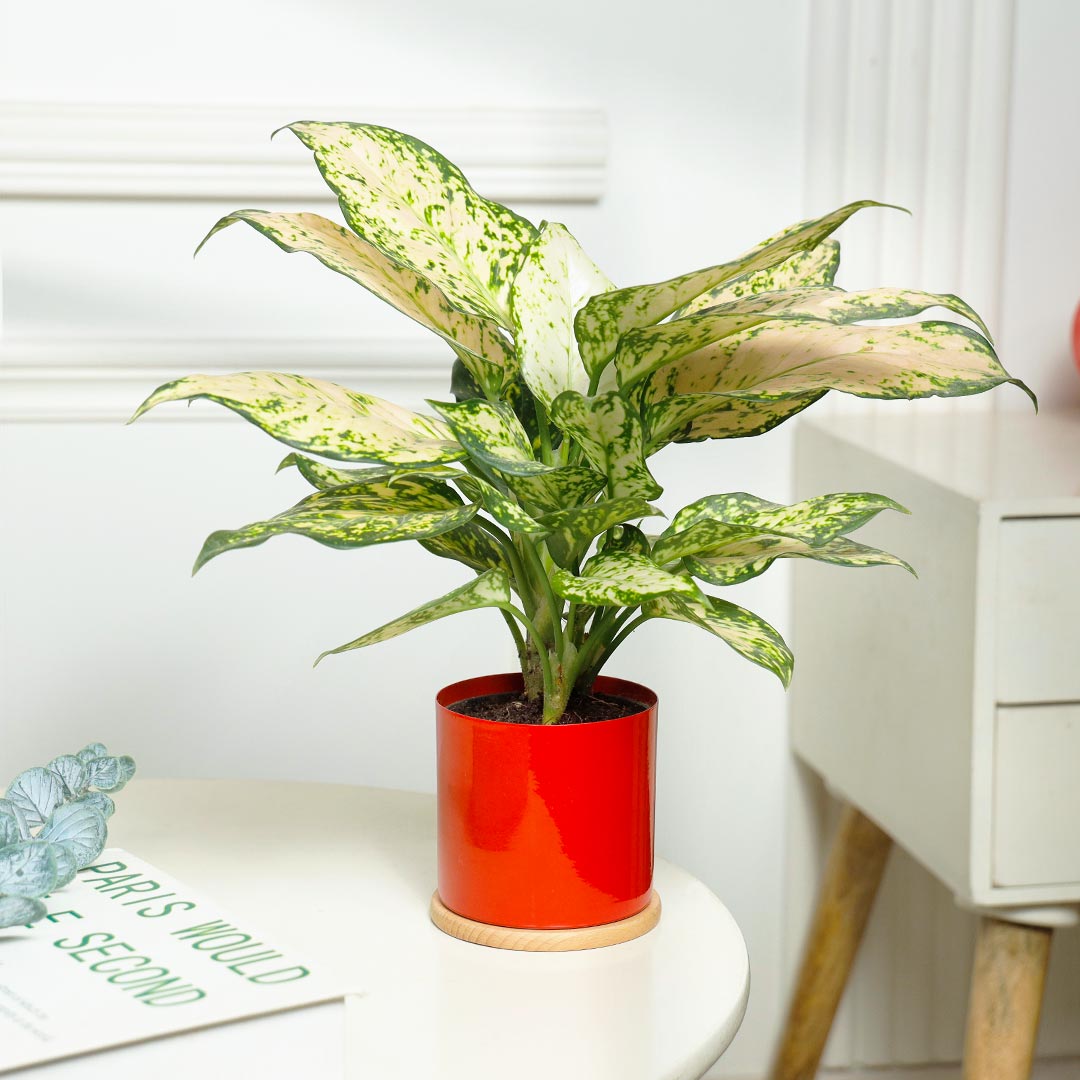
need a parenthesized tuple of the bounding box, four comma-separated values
(436, 672, 658, 730)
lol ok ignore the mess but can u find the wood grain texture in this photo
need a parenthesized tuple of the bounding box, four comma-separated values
(771, 803, 893, 1080)
(430, 891, 661, 952)
(963, 916, 1052, 1080)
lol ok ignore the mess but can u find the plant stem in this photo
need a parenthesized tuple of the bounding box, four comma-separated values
(534, 399, 553, 466)
(519, 538, 564, 656)
(476, 518, 534, 615)
(497, 603, 556, 704)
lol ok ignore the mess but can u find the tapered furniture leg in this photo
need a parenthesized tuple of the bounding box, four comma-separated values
(962, 916, 1052, 1080)
(771, 804, 893, 1080)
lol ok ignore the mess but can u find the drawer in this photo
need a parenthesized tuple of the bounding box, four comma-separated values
(995, 517, 1080, 703)
(993, 704, 1080, 887)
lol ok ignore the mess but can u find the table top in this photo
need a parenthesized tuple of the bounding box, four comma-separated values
(88, 778, 749, 1080)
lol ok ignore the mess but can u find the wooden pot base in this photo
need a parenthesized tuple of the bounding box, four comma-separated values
(430, 890, 662, 952)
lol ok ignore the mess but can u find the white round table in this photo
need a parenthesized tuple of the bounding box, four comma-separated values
(104, 779, 749, 1080)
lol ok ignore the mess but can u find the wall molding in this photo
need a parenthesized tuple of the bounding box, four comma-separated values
(0, 102, 607, 203)
(0, 337, 451, 422)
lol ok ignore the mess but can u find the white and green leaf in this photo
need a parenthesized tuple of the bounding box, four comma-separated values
(574, 200, 894, 371)
(0, 895, 46, 929)
(674, 238, 840, 317)
(450, 475, 548, 535)
(511, 222, 614, 408)
(39, 802, 108, 869)
(540, 498, 663, 568)
(645, 594, 793, 687)
(194, 490, 479, 573)
(420, 524, 508, 575)
(685, 532, 915, 587)
(277, 453, 462, 492)
(315, 569, 512, 663)
(131, 373, 465, 466)
(284, 122, 536, 324)
(549, 391, 662, 500)
(429, 399, 550, 476)
(503, 466, 606, 514)
(645, 391, 825, 450)
(551, 552, 699, 607)
(645, 319, 1035, 407)
(197, 210, 515, 390)
(5, 768, 63, 830)
(665, 491, 909, 548)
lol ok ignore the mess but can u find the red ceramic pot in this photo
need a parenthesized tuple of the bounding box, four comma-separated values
(435, 672, 658, 930)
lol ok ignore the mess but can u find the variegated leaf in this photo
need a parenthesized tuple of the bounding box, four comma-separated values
(665, 491, 908, 547)
(194, 490, 479, 573)
(49, 841, 79, 889)
(511, 222, 614, 407)
(48, 755, 89, 798)
(549, 391, 662, 500)
(131, 373, 465, 466)
(599, 522, 652, 557)
(0, 799, 30, 841)
(0, 895, 46, 928)
(316, 569, 512, 663)
(197, 210, 515, 390)
(429, 399, 549, 476)
(277, 453, 461, 492)
(540, 498, 664, 569)
(685, 533, 915, 587)
(645, 319, 1035, 407)
(574, 200, 892, 372)
(645, 391, 825, 450)
(0, 841, 58, 898)
(645, 594, 793, 687)
(420, 524, 507, 575)
(502, 466, 606, 514)
(675, 239, 840, 317)
(450, 475, 547, 535)
(551, 552, 699, 607)
(284, 122, 536, 324)
(621, 286, 992, 394)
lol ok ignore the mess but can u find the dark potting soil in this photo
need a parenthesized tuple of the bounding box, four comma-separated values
(449, 691, 643, 726)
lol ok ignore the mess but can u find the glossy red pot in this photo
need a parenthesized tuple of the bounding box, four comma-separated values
(435, 673, 658, 930)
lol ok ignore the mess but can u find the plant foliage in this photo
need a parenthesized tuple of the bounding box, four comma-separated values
(0, 745, 136, 928)
(132, 122, 1034, 723)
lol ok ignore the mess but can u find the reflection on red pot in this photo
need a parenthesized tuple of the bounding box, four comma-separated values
(436, 673, 658, 930)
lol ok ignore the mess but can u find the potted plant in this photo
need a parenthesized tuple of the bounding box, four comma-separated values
(131, 122, 1032, 949)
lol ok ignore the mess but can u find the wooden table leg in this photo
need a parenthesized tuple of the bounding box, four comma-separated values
(962, 916, 1052, 1080)
(770, 803, 893, 1080)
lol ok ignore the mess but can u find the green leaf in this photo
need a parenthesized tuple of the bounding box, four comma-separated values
(428, 399, 549, 476)
(552, 552, 698, 606)
(574, 200, 895, 372)
(0, 895, 46, 929)
(49, 841, 79, 888)
(5, 768, 63, 830)
(645, 319, 1035, 409)
(503, 466, 606, 514)
(685, 533, 915, 587)
(283, 122, 537, 324)
(599, 523, 653, 557)
(645, 594, 793, 687)
(197, 210, 515, 390)
(86, 756, 136, 793)
(40, 802, 108, 869)
(549, 391, 662, 500)
(0, 800, 30, 841)
(316, 569, 512, 663)
(0, 841, 58, 898)
(450, 475, 547, 535)
(645, 391, 825, 450)
(674, 238, 840, 316)
(665, 491, 909, 549)
(194, 489, 479, 573)
(540, 498, 663, 569)
(511, 221, 614, 408)
(131, 373, 465, 466)
(420, 524, 508, 574)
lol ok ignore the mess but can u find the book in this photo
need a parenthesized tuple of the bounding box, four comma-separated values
(0, 848, 344, 1072)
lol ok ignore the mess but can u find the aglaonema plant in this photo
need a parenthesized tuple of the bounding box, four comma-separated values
(131, 122, 1034, 724)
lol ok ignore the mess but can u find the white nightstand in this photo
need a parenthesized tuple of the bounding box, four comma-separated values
(773, 411, 1080, 1080)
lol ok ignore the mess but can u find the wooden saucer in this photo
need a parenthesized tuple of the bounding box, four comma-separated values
(429, 891, 661, 952)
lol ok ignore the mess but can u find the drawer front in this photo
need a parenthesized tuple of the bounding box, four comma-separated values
(995, 517, 1080, 703)
(993, 704, 1080, 887)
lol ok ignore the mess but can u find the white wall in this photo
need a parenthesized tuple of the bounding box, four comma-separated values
(0, 2, 810, 1075)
